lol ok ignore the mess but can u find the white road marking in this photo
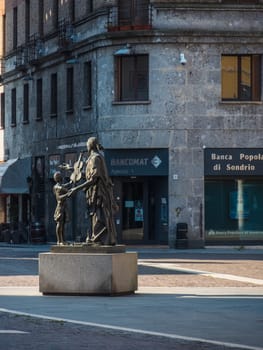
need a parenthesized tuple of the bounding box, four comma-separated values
(0, 330, 29, 334)
(139, 261, 263, 285)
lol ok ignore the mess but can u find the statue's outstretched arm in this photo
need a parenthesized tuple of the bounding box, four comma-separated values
(67, 178, 94, 197)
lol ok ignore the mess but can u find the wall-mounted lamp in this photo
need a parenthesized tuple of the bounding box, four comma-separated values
(69, 33, 81, 43)
(66, 56, 79, 64)
(114, 44, 133, 56)
(179, 53, 187, 65)
(22, 74, 34, 81)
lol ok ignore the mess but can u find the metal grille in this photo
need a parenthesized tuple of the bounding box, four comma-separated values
(108, 1, 152, 31)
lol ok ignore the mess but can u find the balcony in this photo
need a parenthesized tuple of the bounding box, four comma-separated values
(108, 3, 152, 32)
(58, 19, 75, 53)
(14, 47, 29, 72)
(0, 57, 5, 74)
(13, 34, 46, 72)
(0, 57, 5, 84)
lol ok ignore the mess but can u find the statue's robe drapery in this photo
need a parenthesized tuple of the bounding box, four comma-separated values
(85, 151, 117, 245)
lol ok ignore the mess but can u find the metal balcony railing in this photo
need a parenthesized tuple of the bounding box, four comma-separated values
(58, 19, 75, 51)
(14, 34, 45, 71)
(14, 46, 29, 71)
(0, 57, 5, 75)
(108, 2, 152, 31)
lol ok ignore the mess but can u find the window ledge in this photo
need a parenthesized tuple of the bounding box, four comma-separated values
(112, 100, 151, 105)
(35, 117, 43, 121)
(220, 101, 263, 105)
(66, 109, 74, 115)
(50, 113, 57, 118)
(82, 105, 92, 110)
(108, 25, 152, 32)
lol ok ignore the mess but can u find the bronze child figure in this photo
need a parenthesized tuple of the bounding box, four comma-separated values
(53, 171, 72, 245)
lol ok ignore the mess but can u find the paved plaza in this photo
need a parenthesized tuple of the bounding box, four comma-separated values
(0, 244, 263, 349)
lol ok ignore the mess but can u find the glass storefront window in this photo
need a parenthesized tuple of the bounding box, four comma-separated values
(205, 179, 263, 242)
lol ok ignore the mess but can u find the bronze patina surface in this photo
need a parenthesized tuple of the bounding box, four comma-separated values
(54, 137, 118, 246)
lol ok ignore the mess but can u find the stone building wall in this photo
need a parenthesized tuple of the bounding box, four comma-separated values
(1, 0, 263, 245)
(0, 0, 4, 161)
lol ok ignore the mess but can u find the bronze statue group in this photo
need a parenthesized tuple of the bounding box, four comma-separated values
(53, 137, 118, 246)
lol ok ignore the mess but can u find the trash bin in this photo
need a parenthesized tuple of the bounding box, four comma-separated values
(176, 223, 188, 239)
(176, 222, 188, 248)
(31, 222, 46, 244)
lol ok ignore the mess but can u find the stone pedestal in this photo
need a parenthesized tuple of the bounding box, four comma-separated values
(39, 246, 137, 295)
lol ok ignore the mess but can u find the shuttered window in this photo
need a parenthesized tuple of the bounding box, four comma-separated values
(115, 55, 149, 102)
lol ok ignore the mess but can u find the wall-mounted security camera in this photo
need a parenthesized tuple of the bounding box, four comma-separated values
(180, 53, 187, 65)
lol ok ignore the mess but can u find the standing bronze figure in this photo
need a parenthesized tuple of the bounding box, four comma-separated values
(68, 137, 118, 245)
(53, 171, 71, 245)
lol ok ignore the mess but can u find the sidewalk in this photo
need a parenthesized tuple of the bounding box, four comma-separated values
(137, 245, 263, 289)
(0, 243, 263, 289)
(0, 244, 263, 350)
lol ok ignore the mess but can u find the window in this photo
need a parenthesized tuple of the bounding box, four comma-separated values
(38, 0, 44, 36)
(25, 0, 30, 42)
(53, 0, 59, 30)
(205, 179, 263, 243)
(87, 0, 93, 13)
(23, 84, 29, 123)
(66, 67, 74, 112)
(118, 0, 149, 28)
(11, 88, 16, 126)
(13, 7, 17, 49)
(83, 61, 92, 107)
(2, 15, 6, 56)
(0, 93, 5, 129)
(70, 0, 75, 22)
(115, 55, 149, 102)
(50, 73, 57, 117)
(221, 55, 261, 101)
(36, 78, 43, 120)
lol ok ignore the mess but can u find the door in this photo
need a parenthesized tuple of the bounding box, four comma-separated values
(121, 180, 146, 242)
(148, 177, 168, 243)
(112, 176, 168, 244)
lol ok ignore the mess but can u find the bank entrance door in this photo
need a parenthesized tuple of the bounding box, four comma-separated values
(113, 177, 168, 244)
(122, 181, 145, 242)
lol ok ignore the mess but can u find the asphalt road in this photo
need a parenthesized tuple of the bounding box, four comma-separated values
(0, 244, 263, 350)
